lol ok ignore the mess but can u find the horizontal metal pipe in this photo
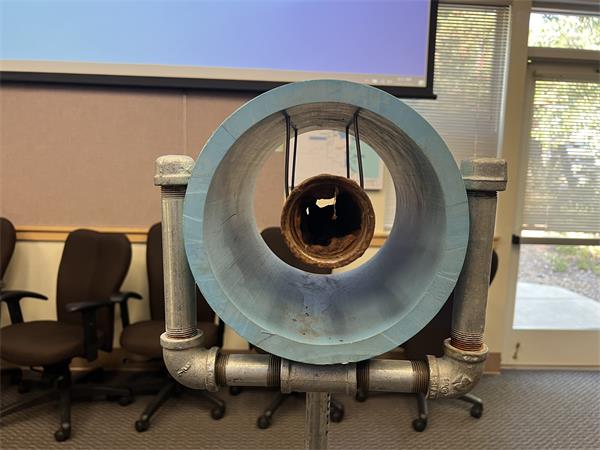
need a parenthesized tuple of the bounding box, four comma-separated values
(367, 360, 424, 393)
(280, 360, 358, 395)
(161, 332, 488, 400)
(216, 353, 276, 387)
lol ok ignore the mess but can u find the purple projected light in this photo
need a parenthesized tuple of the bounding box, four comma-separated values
(1, 0, 434, 90)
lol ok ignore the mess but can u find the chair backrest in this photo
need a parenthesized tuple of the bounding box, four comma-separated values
(260, 227, 332, 275)
(146, 222, 216, 322)
(56, 230, 132, 352)
(0, 217, 16, 283)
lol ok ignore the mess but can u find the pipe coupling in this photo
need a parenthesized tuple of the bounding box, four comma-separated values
(280, 360, 357, 395)
(160, 331, 220, 392)
(427, 338, 488, 400)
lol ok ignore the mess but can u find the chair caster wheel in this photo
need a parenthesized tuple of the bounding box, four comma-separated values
(118, 395, 133, 406)
(229, 386, 242, 396)
(355, 390, 367, 402)
(330, 408, 344, 423)
(257, 415, 271, 429)
(412, 418, 427, 432)
(211, 406, 225, 420)
(470, 404, 483, 418)
(54, 427, 71, 442)
(135, 419, 150, 432)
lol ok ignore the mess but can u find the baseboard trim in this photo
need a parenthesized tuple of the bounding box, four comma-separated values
(16, 226, 387, 247)
(15, 225, 148, 243)
(485, 352, 501, 374)
(15, 227, 499, 249)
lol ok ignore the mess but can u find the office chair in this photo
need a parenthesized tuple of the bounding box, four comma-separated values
(116, 222, 226, 432)
(0, 217, 16, 289)
(0, 229, 134, 441)
(0, 217, 22, 384)
(355, 250, 499, 432)
(234, 227, 345, 429)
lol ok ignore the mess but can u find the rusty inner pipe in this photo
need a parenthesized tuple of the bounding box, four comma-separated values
(281, 174, 375, 269)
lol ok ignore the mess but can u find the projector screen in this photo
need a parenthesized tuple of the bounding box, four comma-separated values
(0, 0, 437, 97)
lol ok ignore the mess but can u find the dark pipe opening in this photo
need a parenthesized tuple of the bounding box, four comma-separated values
(300, 191, 362, 248)
(281, 174, 375, 269)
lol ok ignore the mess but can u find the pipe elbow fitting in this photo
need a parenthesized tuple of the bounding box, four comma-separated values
(160, 331, 219, 392)
(427, 338, 487, 399)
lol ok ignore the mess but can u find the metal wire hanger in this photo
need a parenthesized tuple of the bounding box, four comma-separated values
(283, 109, 365, 197)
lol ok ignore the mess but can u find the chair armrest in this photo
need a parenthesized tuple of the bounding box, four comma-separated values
(0, 290, 48, 303)
(110, 291, 143, 328)
(65, 300, 113, 314)
(110, 291, 142, 303)
(65, 299, 114, 361)
(0, 290, 48, 324)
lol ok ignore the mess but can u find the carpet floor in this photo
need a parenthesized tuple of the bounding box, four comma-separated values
(1, 369, 599, 450)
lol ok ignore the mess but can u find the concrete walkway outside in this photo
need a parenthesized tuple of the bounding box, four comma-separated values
(515, 282, 600, 330)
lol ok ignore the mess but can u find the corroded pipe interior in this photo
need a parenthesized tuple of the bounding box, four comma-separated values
(281, 174, 375, 269)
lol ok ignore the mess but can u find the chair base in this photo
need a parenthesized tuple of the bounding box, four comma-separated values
(0, 365, 132, 442)
(354, 390, 483, 433)
(412, 392, 484, 432)
(132, 374, 226, 432)
(256, 391, 345, 430)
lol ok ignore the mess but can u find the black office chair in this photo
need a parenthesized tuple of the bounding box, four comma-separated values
(355, 250, 499, 432)
(0, 229, 134, 441)
(0, 217, 16, 290)
(116, 223, 226, 432)
(233, 227, 345, 429)
(0, 217, 22, 384)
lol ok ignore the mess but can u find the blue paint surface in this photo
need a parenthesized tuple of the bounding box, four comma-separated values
(183, 80, 468, 364)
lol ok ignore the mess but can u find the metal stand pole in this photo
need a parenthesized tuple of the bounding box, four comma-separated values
(305, 392, 330, 450)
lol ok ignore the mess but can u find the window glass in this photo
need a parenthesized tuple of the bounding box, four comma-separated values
(529, 12, 600, 50)
(521, 79, 600, 235)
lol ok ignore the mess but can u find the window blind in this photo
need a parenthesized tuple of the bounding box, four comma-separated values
(521, 79, 600, 234)
(384, 4, 510, 230)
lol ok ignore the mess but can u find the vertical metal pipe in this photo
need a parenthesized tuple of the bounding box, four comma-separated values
(155, 155, 197, 339)
(305, 392, 330, 450)
(452, 158, 507, 351)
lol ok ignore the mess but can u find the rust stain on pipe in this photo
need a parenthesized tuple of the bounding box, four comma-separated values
(281, 174, 375, 269)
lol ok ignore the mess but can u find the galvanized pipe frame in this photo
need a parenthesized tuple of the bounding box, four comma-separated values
(154, 155, 198, 340)
(155, 154, 506, 400)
